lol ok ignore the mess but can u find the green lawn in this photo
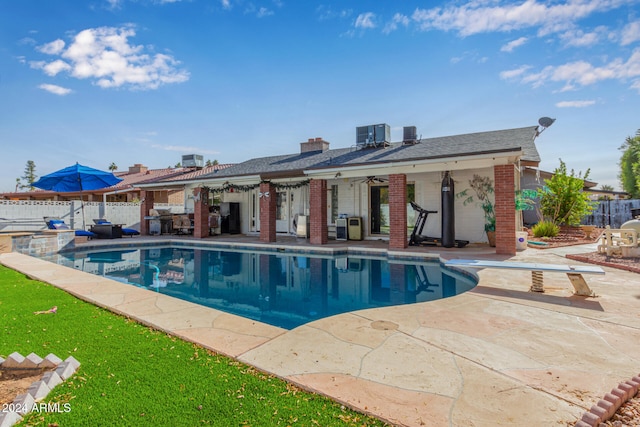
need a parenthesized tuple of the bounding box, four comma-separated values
(0, 265, 388, 426)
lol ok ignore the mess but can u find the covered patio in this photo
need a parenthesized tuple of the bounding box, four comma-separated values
(138, 125, 543, 256)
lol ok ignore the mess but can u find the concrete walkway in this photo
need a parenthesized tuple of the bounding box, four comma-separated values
(1, 239, 639, 426)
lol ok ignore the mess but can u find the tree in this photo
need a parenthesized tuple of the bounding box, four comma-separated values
(600, 184, 614, 191)
(108, 162, 118, 172)
(618, 129, 640, 198)
(538, 159, 595, 226)
(20, 160, 37, 191)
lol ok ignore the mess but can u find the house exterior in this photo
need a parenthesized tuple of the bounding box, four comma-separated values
(1, 163, 232, 203)
(139, 123, 543, 255)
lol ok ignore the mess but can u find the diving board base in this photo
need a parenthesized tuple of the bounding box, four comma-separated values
(444, 259, 603, 297)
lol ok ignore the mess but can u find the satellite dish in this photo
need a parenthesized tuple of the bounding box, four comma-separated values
(536, 117, 556, 137)
(538, 117, 556, 128)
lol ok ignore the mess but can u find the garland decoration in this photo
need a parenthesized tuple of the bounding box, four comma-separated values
(200, 179, 310, 194)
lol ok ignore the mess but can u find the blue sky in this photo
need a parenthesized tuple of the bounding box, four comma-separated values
(1, 0, 639, 192)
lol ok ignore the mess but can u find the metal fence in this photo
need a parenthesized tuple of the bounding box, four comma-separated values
(582, 199, 640, 228)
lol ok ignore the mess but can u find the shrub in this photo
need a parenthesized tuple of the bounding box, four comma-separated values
(538, 159, 596, 226)
(532, 220, 559, 238)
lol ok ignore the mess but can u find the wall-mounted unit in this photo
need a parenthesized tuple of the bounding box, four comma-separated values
(182, 154, 204, 168)
(403, 126, 419, 145)
(356, 123, 390, 148)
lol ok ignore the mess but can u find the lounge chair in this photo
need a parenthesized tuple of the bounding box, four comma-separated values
(93, 219, 140, 237)
(44, 217, 96, 239)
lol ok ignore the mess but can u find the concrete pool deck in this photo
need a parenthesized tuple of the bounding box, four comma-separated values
(1, 237, 639, 426)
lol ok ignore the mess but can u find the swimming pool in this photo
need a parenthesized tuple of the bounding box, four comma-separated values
(54, 245, 477, 329)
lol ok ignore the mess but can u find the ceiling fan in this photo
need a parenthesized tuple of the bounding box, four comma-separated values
(360, 176, 387, 184)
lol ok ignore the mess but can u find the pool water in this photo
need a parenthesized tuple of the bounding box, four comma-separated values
(57, 246, 476, 329)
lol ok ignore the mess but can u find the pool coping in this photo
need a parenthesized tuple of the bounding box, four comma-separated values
(3, 239, 640, 426)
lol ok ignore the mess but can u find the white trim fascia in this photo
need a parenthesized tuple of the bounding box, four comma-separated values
(138, 175, 262, 189)
(304, 150, 523, 179)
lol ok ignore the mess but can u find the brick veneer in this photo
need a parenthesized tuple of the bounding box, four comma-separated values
(259, 182, 276, 243)
(139, 190, 155, 235)
(494, 164, 516, 255)
(193, 187, 209, 238)
(310, 179, 328, 245)
(389, 174, 408, 249)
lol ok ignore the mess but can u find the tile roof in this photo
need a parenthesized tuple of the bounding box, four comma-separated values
(113, 164, 234, 187)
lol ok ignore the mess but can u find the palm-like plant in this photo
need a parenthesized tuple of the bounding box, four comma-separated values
(458, 174, 495, 233)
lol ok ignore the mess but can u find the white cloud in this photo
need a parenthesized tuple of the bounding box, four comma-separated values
(105, 0, 123, 9)
(38, 84, 72, 95)
(383, 13, 410, 34)
(41, 59, 72, 76)
(556, 100, 596, 107)
(316, 6, 352, 21)
(31, 26, 189, 90)
(19, 37, 37, 46)
(411, 0, 634, 37)
(37, 39, 65, 55)
(257, 7, 274, 18)
(559, 26, 607, 47)
(621, 20, 640, 45)
(501, 37, 528, 52)
(499, 65, 531, 80)
(355, 12, 376, 29)
(220, 0, 231, 9)
(506, 48, 640, 92)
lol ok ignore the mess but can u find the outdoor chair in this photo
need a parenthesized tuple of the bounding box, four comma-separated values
(44, 217, 96, 239)
(172, 215, 193, 235)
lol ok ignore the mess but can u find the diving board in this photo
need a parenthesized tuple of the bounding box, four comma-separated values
(444, 259, 605, 297)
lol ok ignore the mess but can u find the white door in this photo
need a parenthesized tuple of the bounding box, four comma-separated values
(251, 191, 259, 232)
(276, 191, 290, 233)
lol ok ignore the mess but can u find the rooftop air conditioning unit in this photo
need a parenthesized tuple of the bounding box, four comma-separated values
(182, 154, 204, 168)
(403, 126, 418, 145)
(356, 123, 390, 148)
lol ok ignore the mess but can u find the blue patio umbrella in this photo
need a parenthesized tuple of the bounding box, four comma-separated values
(33, 163, 122, 192)
(33, 163, 123, 229)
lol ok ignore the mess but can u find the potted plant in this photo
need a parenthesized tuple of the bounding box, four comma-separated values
(457, 175, 496, 246)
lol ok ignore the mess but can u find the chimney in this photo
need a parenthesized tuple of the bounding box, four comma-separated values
(300, 137, 330, 154)
(128, 164, 148, 174)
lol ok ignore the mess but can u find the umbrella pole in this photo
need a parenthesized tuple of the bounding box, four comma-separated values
(81, 198, 86, 230)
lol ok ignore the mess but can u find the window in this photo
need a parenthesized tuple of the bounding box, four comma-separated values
(330, 185, 339, 224)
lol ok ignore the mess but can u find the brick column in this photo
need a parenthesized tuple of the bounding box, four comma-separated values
(193, 187, 209, 238)
(389, 174, 408, 249)
(309, 179, 328, 245)
(140, 190, 155, 235)
(494, 164, 516, 255)
(259, 182, 276, 243)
